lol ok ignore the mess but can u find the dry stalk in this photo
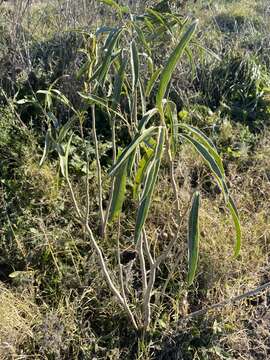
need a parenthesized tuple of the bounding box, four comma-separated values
(91, 104, 105, 232)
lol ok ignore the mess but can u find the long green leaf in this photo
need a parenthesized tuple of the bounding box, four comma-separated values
(133, 146, 154, 199)
(228, 196, 241, 257)
(113, 55, 127, 104)
(79, 93, 127, 123)
(99, 0, 128, 14)
(109, 126, 157, 177)
(187, 191, 200, 286)
(156, 20, 198, 112)
(109, 161, 128, 220)
(134, 127, 165, 243)
(94, 28, 123, 85)
(138, 108, 159, 132)
(180, 124, 225, 175)
(39, 129, 52, 166)
(180, 133, 228, 197)
(130, 40, 139, 92)
(145, 67, 162, 97)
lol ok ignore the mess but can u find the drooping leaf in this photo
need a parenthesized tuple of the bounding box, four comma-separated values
(180, 133, 228, 197)
(187, 191, 200, 286)
(156, 20, 198, 112)
(180, 124, 225, 175)
(138, 108, 159, 132)
(109, 126, 157, 177)
(79, 93, 127, 122)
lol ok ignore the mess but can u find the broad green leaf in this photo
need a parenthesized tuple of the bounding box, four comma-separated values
(109, 126, 157, 177)
(130, 40, 139, 91)
(156, 20, 198, 112)
(228, 196, 241, 257)
(180, 124, 225, 175)
(109, 161, 127, 221)
(134, 127, 165, 243)
(187, 191, 200, 286)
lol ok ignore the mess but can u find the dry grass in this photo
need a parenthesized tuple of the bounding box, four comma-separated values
(0, 282, 39, 359)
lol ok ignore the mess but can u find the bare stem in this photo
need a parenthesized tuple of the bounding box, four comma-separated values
(117, 218, 138, 330)
(102, 117, 116, 238)
(91, 104, 105, 231)
(137, 234, 147, 296)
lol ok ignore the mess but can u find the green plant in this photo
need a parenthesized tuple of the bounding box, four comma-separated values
(35, 1, 241, 333)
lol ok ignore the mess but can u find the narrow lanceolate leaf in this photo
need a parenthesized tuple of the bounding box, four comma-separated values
(99, 0, 128, 14)
(156, 20, 198, 112)
(228, 196, 241, 257)
(59, 134, 73, 178)
(109, 126, 157, 177)
(180, 124, 225, 175)
(109, 161, 127, 221)
(130, 40, 139, 92)
(180, 133, 228, 198)
(134, 127, 165, 243)
(113, 55, 127, 104)
(145, 67, 162, 97)
(58, 116, 77, 143)
(39, 129, 52, 166)
(138, 108, 159, 132)
(79, 93, 127, 123)
(164, 100, 178, 154)
(94, 28, 123, 85)
(187, 191, 200, 286)
(133, 146, 154, 199)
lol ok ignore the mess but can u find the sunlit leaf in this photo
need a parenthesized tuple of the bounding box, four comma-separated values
(156, 20, 198, 112)
(187, 191, 200, 286)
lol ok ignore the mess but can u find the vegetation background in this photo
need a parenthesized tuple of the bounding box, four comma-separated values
(0, 0, 270, 359)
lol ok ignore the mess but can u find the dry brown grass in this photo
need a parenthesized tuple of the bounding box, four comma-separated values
(0, 282, 39, 359)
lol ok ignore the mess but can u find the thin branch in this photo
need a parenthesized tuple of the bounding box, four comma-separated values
(102, 117, 116, 238)
(181, 281, 270, 321)
(117, 218, 138, 330)
(137, 234, 147, 295)
(91, 104, 105, 231)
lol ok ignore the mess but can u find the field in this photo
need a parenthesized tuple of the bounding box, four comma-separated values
(0, 0, 270, 359)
